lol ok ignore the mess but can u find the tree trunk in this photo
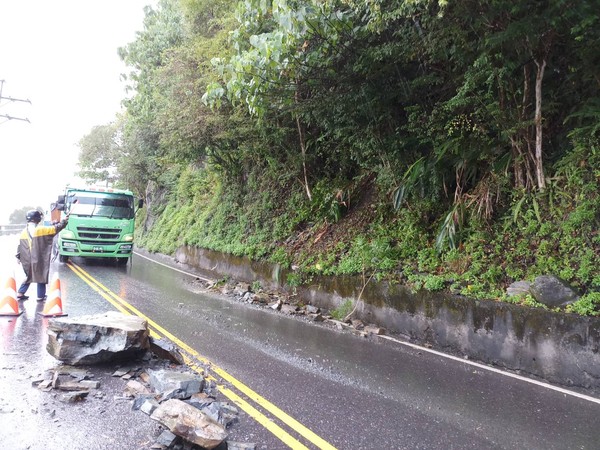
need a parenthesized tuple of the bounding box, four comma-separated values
(534, 58, 547, 191)
(510, 137, 525, 189)
(295, 87, 312, 201)
(510, 65, 537, 191)
(508, 65, 538, 191)
(521, 65, 536, 190)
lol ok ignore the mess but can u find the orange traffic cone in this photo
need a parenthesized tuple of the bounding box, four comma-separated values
(38, 276, 67, 317)
(0, 277, 23, 317)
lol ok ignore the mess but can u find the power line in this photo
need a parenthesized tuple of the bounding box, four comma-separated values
(0, 79, 31, 124)
(0, 114, 30, 122)
(1, 95, 31, 104)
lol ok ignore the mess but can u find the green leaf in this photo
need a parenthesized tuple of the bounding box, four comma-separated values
(392, 184, 406, 210)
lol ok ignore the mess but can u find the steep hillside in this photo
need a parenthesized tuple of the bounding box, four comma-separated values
(137, 151, 600, 316)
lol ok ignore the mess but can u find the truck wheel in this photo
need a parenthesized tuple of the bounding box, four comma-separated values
(116, 257, 129, 266)
(59, 255, 69, 263)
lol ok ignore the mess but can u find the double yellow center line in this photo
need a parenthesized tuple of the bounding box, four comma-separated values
(66, 261, 337, 450)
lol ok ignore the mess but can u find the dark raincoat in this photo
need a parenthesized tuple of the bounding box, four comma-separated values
(17, 221, 67, 284)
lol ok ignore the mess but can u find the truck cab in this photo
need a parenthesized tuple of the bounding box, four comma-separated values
(55, 186, 143, 265)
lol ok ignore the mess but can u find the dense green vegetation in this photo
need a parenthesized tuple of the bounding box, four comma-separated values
(78, 0, 599, 314)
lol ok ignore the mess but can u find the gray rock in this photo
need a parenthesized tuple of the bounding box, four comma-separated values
(53, 379, 94, 392)
(125, 379, 151, 397)
(155, 430, 179, 447)
(364, 326, 386, 335)
(530, 275, 579, 307)
(187, 391, 214, 406)
(149, 337, 184, 365)
(78, 380, 100, 389)
(139, 397, 160, 415)
(234, 283, 251, 296)
(226, 442, 257, 450)
(132, 393, 157, 411)
(202, 379, 218, 398)
(59, 390, 89, 403)
(506, 281, 532, 297)
(199, 401, 239, 427)
(46, 311, 150, 365)
(328, 319, 351, 330)
(55, 366, 92, 381)
(280, 304, 298, 315)
(151, 399, 227, 449)
(305, 305, 320, 314)
(37, 379, 53, 391)
(268, 299, 282, 310)
(148, 369, 204, 400)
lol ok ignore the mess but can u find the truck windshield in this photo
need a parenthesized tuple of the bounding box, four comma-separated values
(68, 192, 134, 219)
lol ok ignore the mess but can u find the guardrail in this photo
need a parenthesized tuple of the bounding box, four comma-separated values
(0, 224, 24, 236)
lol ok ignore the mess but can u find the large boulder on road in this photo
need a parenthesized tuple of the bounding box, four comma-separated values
(46, 311, 150, 365)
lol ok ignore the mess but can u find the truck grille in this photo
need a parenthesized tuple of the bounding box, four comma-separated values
(77, 226, 121, 242)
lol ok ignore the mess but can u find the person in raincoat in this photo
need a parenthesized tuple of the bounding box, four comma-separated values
(16, 209, 68, 301)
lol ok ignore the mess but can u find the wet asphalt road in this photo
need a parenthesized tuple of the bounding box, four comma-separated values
(1, 234, 600, 449)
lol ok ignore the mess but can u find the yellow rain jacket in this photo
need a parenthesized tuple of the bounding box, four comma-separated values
(17, 220, 67, 284)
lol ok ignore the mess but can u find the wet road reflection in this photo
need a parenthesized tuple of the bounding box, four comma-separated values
(2, 233, 600, 450)
(0, 235, 160, 450)
(0, 234, 57, 370)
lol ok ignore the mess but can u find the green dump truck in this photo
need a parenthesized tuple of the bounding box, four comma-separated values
(54, 186, 143, 265)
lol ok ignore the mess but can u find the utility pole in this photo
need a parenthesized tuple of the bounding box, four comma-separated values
(0, 79, 31, 124)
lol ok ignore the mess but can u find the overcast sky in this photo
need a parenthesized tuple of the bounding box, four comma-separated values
(0, 1, 154, 222)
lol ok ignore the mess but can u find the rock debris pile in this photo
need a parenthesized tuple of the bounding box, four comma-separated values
(38, 282, 388, 449)
(197, 279, 387, 337)
(40, 311, 255, 450)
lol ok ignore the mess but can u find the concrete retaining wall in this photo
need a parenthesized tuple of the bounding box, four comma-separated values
(173, 245, 600, 394)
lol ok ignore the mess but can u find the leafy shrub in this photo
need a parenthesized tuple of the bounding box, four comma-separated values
(331, 299, 353, 321)
(424, 275, 445, 291)
(565, 293, 600, 316)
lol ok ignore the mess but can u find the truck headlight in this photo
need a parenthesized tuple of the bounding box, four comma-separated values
(61, 230, 75, 240)
(123, 234, 134, 242)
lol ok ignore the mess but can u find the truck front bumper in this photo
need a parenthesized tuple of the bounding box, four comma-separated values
(59, 239, 133, 258)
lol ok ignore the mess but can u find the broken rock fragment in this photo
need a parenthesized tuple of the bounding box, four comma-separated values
(149, 337, 185, 365)
(148, 369, 204, 401)
(200, 401, 239, 427)
(60, 390, 89, 403)
(151, 398, 227, 449)
(153, 429, 179, 448)
(46, 311, 150, 365)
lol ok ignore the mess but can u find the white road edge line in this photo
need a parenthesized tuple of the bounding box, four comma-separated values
(377, 334, 600, 405)
(133, 251, 600, 405)
(135, 251, 212, 282)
